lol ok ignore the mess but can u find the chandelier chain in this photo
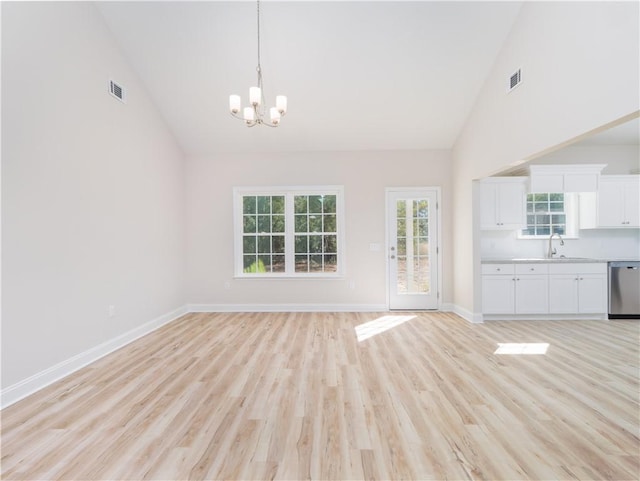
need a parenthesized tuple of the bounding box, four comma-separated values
(256, 0, 261, 75)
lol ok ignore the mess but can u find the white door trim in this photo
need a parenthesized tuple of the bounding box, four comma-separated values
(385, 187, 442, 310)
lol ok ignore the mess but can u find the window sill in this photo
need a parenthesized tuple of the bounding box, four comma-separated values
(234, 274, 345, 280)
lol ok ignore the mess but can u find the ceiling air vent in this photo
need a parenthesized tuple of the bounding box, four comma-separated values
(508, 68, 522, 92)
(109, 79, 125, 103)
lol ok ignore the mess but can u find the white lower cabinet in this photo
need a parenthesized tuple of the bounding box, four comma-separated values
(482, 261, 607, 318)
(547, 275, 578, 313)
(548, 264, 607, 314)
(482, 275, 515, 314)
(514, 275, 548, 314)
(481, 263, 548, 315)
(481, 264, 515, 313)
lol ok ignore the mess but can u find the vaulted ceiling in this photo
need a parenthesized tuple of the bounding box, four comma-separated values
(97, 1, 524, 155)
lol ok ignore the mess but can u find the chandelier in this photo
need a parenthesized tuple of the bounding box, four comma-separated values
(229, 0, 287, 127)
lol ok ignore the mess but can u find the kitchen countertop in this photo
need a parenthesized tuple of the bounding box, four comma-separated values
(482, 257, 608, 264)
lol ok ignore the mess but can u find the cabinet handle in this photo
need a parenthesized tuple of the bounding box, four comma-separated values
(530, 268, 535, 271)
(496, 268, 501, 271)
(579, 277, 584, 280)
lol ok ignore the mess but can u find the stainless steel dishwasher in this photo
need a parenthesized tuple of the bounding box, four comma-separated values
(609, 261, 640, 319)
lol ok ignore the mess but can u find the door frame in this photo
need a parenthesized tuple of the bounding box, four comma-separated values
(385, 187, 442, 310)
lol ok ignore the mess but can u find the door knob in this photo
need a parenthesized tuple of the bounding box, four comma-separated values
(390, 255, 396, 259)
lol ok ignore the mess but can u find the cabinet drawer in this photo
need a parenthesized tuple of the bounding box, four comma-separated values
(515, 263, 549, 274)
(548, 263, 607, 275)
(482, 264, 514, 275)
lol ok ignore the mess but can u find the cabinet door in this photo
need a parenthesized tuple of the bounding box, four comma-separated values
(598, 181, 625, 227)
(564, 173, 599, 193)
(577, 274, 607, 314)
(497, 182, 525, 228)
(549, 274, 578, 313)
(482, 276, 514, 314)
(480, 183, 498, 229)
(515, 275, 548, 314)
(623, 182, 640, 227)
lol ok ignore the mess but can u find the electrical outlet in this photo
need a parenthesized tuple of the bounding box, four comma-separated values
(108, 305, 116, 318)
(349, 280, 356, 290)
(224, 281, 231, 289)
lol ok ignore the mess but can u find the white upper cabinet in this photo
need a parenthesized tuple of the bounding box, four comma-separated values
(479, 177, 526, 230)
(529, 164, 606, 193)
(580, 175, 640, 228)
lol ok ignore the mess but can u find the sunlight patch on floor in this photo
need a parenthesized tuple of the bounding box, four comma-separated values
(355, 315, 416, 342)
(494, 343, 550, 355)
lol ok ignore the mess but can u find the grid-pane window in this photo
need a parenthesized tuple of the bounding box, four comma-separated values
(242, 195, 285, 273)
(294, 194, 338, 273)
(235, 187, 343, 277)
(522, 193, 566, 236)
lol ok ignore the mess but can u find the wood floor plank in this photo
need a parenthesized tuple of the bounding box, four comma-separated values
(2, 312, 638, 480)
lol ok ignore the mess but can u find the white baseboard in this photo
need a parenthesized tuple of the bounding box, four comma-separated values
(187, 303, 389, 313)
(482, 313, 608, 321)
(1, 305, 189, 409)
(450, 304, 484, 323)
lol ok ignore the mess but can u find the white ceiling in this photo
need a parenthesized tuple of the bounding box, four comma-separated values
(97, 1, 524, 155)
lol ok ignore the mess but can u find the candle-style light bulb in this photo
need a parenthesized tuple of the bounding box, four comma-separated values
(270, 107, 281, 125)
(243, 107, 255, 122)
(276, 95, 287, 114)
(249, 87, 261, 106)
(229, 95, 241, 114)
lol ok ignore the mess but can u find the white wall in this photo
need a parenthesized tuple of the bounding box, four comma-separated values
(452, 1, 639, 315)
(186, 150, 452, 308)
(2, 3, 186, 393)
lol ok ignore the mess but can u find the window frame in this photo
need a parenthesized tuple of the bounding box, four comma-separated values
(233, 185, 345, 278)
(518, 192, 579, 239)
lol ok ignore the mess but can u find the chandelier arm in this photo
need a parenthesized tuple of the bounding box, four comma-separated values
(230, 111, 249, 122)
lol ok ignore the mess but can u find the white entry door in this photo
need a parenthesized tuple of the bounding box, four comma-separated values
(387, 189, 439, 310)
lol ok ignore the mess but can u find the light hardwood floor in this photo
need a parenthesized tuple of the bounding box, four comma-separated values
(1, 312, 639, 480)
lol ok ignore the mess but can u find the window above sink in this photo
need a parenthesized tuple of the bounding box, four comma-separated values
(518, 192, 579, 239)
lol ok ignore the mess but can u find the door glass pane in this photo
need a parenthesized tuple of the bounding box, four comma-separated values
(395, 199, 430, 295)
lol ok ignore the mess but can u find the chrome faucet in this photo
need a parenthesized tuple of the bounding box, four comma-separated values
(547, 232, 564, 258)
